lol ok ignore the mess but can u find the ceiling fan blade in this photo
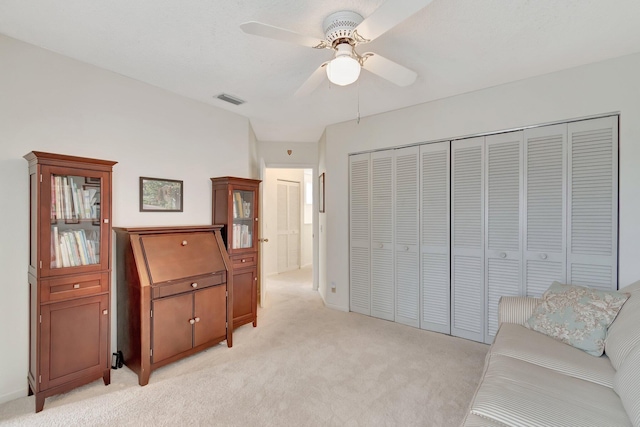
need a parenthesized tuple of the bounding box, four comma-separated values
(294, 62, 329, 97)
(240, 22, 326, 48)
(362, 53, 417, 87)
(354, 0, 433, 42)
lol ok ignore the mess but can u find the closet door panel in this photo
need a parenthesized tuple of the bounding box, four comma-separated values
(394, 147, 420, 327)
(485, 132, 523, 342)
(567, 117, 618, 290)
(349, 154, 371, 315)
(523, 124, 567, 297)
(420, 142, 450, 333)
(371, 150, 395, 321)
(451, 137, 484, 342)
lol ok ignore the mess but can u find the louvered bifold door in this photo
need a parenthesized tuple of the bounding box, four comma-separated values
(451, 137, 485, 343)
(349, 153, 371, 315)
(523, 124, 567, 297)
(484, 132, 523, 343)
(394, 146, 420, 327)
(288, 182, 301, 270)
(371, 150, 395, 321)
(567, 116, 618, 290)
(420, 142, 451, 334)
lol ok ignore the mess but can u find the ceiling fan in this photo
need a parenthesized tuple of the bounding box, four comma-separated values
(240, 0, 433, 96)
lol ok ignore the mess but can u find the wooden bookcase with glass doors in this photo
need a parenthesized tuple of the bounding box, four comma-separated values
(24, 151, 116, 412)
(211, 177, 261, 330)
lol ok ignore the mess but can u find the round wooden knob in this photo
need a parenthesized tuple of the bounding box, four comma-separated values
(194, 317, 200, 323)
(191, 282, 198, 288)
(242, 259, 246, 263)
(182, 240, 188, 246)
(189, 319, 195, 325)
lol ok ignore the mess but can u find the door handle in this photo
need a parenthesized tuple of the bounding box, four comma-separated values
(258, 238, 269, 243)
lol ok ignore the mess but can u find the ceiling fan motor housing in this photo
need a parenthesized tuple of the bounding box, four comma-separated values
(323, 11, 363, 45)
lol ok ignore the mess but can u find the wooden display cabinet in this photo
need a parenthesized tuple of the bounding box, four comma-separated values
(211, 177, 261, 330)
(24, 151, 116, 412)
(114, 226, 232, 386)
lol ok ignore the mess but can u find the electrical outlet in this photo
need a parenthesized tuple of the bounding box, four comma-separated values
(331, 281, 336, 293)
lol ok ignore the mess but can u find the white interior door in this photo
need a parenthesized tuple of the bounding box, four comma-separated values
(451, 137, 485, 343)
(350, 153, 371, 315)
(277, 180, 301, 273)
(394, 146, 420, 327)
(567, 116, 618, 290)
(484, 131, 523, 343)
(523, 124, 567, 297)
(420, 141, 450, 334)
(371, 150, 395, 321)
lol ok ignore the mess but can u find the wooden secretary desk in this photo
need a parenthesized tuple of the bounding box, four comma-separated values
(114, 225, 232, 386)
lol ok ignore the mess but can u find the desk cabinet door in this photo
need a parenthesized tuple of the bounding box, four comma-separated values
(194, 286, 226, 347)
(152, 293, 193, 363)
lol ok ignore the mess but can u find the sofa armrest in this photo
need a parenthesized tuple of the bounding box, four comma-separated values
(498, 296, 542, 326)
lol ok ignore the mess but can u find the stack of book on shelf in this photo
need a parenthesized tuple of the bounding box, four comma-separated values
(232, 224, 252, 249)
(51, 227, 99, 268)
(233, 191, 251, 219)
(51, 176, 99, 220)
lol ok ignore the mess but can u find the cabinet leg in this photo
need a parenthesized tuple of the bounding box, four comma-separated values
(102, 369, 111, 386)
(253, 318, 257, 327)
(139, 371, 150, 387)
(27, 383, 33, 396)
(35, 393, 45, 413)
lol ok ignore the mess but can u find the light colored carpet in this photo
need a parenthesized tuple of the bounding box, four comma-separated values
(0, 267, 488, 426)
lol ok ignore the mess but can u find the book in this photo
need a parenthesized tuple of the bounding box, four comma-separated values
(52, 226, 62, 268)
(234, 192, 244, 218)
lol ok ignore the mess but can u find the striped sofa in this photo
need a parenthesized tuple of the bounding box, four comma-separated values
(462, 281, 640, 427)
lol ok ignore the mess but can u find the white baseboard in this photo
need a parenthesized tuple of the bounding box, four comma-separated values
(0, 387, 28, 405)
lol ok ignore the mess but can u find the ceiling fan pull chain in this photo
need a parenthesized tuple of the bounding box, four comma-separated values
(357, 80, 361, 124)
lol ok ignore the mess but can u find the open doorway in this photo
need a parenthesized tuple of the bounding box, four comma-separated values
(261, 168, 314, 302)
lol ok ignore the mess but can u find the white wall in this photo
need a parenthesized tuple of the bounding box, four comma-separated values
(324, 52, 640, 311)
(0, 35, 252, 403)
(317, 131, 328, 304)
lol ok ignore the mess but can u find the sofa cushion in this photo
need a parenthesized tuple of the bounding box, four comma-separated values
(525, 282, 629, 356)
(469, 354, 631, 427)
(614, 344, 640, 427)
(492, 323, 616, 388)
(605, 280, 640, 370)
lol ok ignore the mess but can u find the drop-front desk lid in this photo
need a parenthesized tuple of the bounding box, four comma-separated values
(138, 229, 227, 284)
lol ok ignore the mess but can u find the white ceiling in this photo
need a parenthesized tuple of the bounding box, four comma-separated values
(2, 0, 640, 143)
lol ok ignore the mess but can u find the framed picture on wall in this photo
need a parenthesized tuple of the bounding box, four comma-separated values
(319, 172, 325, 213)
(139, 177, 183, 212)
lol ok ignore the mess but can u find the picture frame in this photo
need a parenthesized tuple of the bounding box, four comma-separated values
(319, 172, 325, 213)
(139, 177, 183, 212)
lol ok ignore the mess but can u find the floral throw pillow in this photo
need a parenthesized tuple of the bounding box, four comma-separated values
(525, 282, 629, 356)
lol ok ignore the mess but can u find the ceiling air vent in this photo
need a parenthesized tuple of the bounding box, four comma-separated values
(215, 93, 245, 106)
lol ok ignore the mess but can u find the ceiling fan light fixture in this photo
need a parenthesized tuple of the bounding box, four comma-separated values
(326, 43, 361, 86)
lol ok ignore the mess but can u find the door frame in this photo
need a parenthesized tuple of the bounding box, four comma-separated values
(259, 161, 319, 307)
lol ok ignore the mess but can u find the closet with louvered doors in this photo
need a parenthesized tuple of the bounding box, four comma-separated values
(348, 115, 618, 344)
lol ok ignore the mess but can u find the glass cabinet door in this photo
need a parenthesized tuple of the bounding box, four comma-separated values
(231, 189, 255, 250)
(42, 167, 109, 274)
